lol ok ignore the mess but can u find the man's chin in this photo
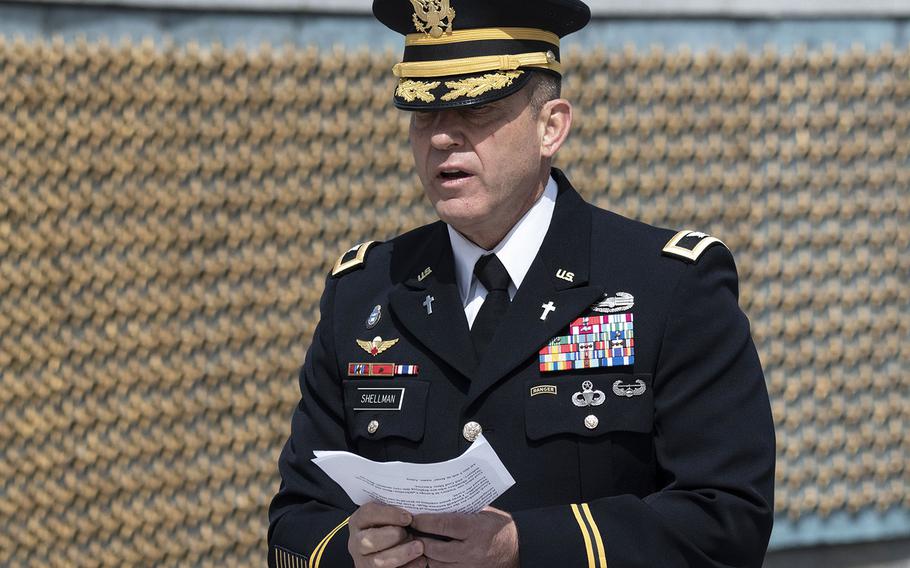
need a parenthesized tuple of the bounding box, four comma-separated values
(433, 203, 488, 233)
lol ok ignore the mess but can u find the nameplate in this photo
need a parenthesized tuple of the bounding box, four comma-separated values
(354, 388, 405, 411)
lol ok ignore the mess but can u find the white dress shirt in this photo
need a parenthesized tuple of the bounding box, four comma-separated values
(447, 176, 558, 329)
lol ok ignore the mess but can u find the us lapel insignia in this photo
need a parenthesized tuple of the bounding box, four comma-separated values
(366, 304, 382, 329)
(591, 291, 634, 313)
(613, 379, 646, 398)
(418, 267, 433, 281)
(555, 269, 575, 283)
(357, 336, 400, 357)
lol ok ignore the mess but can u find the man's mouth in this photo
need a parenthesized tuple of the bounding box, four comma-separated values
(439, 169, 472, 180)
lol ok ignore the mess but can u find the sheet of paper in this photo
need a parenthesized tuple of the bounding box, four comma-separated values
(312, 434, 515, 515)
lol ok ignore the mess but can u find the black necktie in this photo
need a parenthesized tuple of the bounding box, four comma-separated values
(471, 254, 512, 359)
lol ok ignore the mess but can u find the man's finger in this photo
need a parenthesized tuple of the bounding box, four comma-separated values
(416, 536, 462, 563)
(351, 525, 409, 556)
(410, 513, 469, 540)
(366, 538, 424, 568)
(351, 502, 413, 530)
(400, 557, 431, 568)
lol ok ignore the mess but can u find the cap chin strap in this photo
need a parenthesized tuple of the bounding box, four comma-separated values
(393, 51, 561, 78)
(405, 27, 560, 47)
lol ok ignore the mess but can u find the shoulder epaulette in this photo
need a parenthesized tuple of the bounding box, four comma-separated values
(331, 241, 379, 277)
(662, 230, 727, 263)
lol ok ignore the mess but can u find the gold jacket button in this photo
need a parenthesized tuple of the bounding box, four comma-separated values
(367, 420, 380, 435)
(584, 415, 599, 430)
(462, 421, 482, 442)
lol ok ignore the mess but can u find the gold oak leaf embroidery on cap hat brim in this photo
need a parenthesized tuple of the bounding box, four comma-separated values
(441, 71, 523, 101)
(396, 79, 441, 103)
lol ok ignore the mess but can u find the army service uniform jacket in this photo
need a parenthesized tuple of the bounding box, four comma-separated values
(269, 170, 775, 568)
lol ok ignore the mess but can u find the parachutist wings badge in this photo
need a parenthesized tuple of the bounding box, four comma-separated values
(592, 292, 634, 313)
(410, 0, 455, 38)
(357, 336, 400, 357)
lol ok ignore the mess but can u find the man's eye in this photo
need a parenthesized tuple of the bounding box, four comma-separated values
(412, 112, 434, 125)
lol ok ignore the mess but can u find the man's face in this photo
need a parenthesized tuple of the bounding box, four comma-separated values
(409, 89, 546, 244)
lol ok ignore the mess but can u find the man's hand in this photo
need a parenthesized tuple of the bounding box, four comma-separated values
(410, 506, 519, 568)
(348, 502, 426, 568)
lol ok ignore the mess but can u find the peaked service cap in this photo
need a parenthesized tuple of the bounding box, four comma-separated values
(373, 0, 591, 110)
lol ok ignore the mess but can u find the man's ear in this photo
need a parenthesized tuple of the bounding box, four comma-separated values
(539, 99, 573, 159)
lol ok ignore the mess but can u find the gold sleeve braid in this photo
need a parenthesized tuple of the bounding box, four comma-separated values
(309, 517, 351, 568)
(570, 504, 608, 568)
(274, 547, 309, 568)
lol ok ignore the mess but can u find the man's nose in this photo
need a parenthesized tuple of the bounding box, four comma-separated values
(429, 111, 463, 150)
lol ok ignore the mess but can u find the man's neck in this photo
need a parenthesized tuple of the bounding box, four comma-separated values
(458, 176, 550, 251)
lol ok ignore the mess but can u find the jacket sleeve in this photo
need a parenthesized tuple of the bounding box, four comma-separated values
(268, 275, 356, 568)
(511, 246, 775, 568)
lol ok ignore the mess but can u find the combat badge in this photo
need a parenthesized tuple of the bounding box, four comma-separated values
(356, 336, 399, 357)
(591, 292, 634, 313)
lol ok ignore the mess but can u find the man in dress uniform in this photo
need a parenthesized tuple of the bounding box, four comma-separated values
(269, 1, 775, 567)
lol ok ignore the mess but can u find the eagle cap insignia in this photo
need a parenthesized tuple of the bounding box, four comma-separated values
(410, 0, 455, 38)
(357, 336, 400, 357)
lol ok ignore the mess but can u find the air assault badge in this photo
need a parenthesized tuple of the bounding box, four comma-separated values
(410, 0, 455, 38)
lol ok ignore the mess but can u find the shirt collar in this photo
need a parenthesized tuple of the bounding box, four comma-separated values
(447, 176, 558, 302)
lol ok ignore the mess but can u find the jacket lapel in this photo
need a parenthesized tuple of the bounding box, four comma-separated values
(465, 172, 603, 407)
(388, 224, 479, 378)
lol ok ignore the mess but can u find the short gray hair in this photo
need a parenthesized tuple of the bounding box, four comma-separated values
(526, 72, 562, 114)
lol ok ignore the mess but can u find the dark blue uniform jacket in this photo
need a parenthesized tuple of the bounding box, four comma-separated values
(269, 170, 775, 568)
